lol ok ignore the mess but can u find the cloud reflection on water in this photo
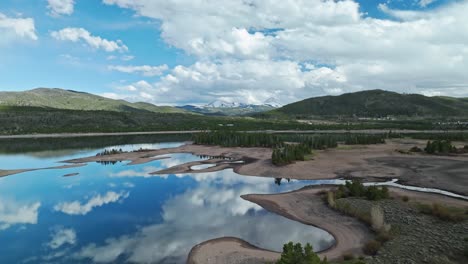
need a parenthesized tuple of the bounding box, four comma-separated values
(1, 151, 335, 264)
(0, 198, 41, 231)
(54, 191, 130, 216)
(70, 169, 334, 263)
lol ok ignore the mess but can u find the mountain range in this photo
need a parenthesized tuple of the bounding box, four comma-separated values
(0, 88, 188, 114)
(0, 88, 280, 116)
(2, 88, 468, 118)
(261, 89, 468, 119)
(178, 98, 282, 116)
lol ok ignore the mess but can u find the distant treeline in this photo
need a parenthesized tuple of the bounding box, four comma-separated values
(410, 132, 468, 142)
(0, 134, 191, 154)
(193, 131, 389, 166)
(192, 131, 282, 147)
(1, 106, 464, 135)
(279, 133, 387, 145)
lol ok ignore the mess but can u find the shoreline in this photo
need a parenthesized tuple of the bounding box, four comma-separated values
(3, 139, 468, 195)
(1, 129, 468, 139)
(187, 237, 280, 264)
(187, 186, 468, 264)
(242, 185, 371, 261)
(2, 140, 467, 263)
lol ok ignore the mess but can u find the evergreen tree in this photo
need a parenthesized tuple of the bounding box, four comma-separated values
(277, 242, 327, 264)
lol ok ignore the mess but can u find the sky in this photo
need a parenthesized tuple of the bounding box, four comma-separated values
(0, 0, 467, 106)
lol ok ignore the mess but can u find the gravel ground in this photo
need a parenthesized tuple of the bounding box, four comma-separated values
(341, 198, 468, 264)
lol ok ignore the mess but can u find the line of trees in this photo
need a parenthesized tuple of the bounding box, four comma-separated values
(272, 143, 312, 165)
(192, 131, 282, 147)
(194, 131, 392, 166)
(424, 140, 468, 154)
(343, 134, 386, 145)
(412, 132, 468, 142)
(279, 133, 386, 146)
(96, 148, 125, 156)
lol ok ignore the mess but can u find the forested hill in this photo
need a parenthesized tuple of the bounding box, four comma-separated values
(262, 90, 468, 118)
(0, 88, 188, 114)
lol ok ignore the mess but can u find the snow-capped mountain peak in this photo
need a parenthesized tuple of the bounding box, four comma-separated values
(205, 100, 245, 108)
(263, 97, 283, 108)
(204, 98, 282, 108)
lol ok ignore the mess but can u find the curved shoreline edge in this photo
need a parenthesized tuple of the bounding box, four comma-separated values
(186, 184, 370, 264)
(187, 186, 468, 264)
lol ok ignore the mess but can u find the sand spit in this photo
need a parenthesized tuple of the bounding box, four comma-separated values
(126, 155, 171, 165)
(187, 237, 279, 264)
(63, 173, 79, 177)
(0, 163, 86, 178)
(63, 139, 468, 195)
(188, 186, 468, 264)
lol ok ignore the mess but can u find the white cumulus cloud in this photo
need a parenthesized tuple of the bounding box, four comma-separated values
(54, 191, 129, 216)
(0, 13, 37, 42)
(47, 0, 75, 17)
(51, 27, 128, 52)
(97, 0, 468, 104)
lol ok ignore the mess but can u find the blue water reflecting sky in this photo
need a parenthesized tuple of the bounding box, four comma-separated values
(0, 142, 334, 264)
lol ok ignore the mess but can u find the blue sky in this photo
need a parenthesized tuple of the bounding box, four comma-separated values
(0, 0, 466, 105)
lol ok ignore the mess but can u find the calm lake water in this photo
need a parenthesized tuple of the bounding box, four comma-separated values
(0, 140, 335, 264)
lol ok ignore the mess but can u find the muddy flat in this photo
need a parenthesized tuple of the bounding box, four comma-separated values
(344, 156, 468, 196)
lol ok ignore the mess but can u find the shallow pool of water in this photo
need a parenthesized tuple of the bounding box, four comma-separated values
(190, 164, 217, 170)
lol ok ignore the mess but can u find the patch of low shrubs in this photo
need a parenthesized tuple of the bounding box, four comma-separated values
(363, 240, 382, 255)
(409, 146, 423, 152)
(417, 203, 467, 222)
(342, 253, 355, 261)
(376, 231, 392, 243)
(333, 200, 371, 225)
(402, 195, 410, 202)
(335, 180, 390, 201)
(464, 237, 468, 258)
